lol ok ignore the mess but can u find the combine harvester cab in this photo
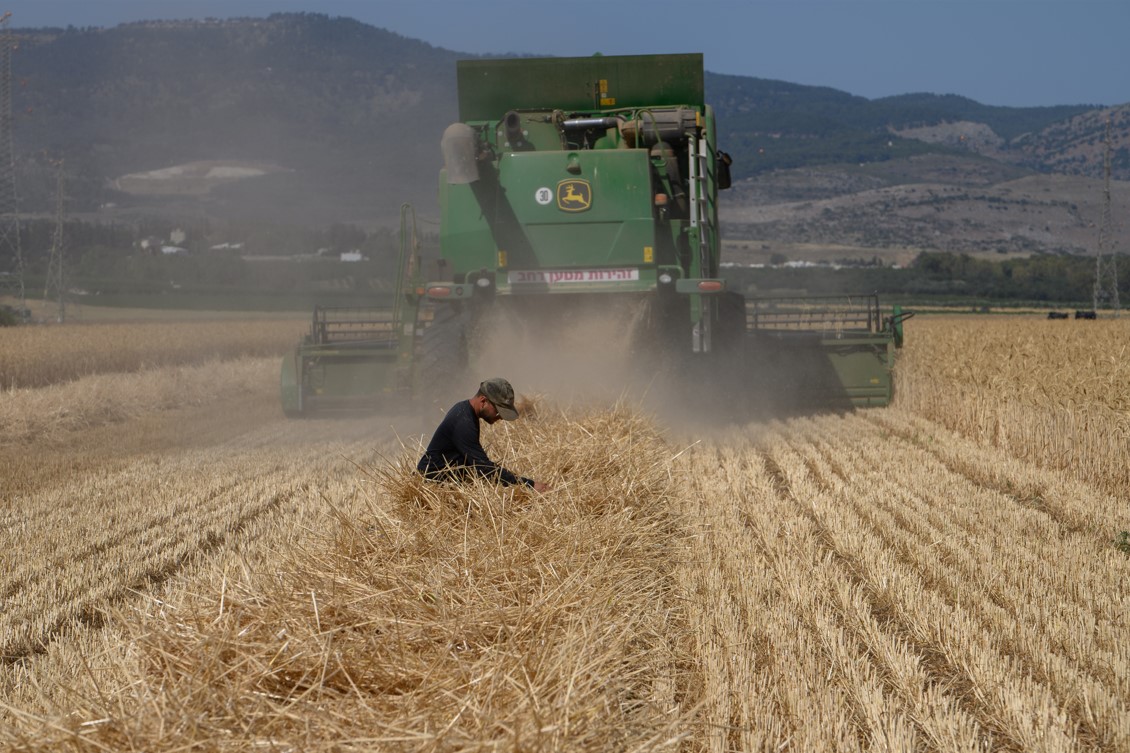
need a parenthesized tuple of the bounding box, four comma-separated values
(280, 205, 424, 417)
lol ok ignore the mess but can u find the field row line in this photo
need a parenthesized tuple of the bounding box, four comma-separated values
(780, 414, 1129, 749)
(0, 435, 382, 661)
(766, 413, 1126, 751)
(1, 483, 297, 661)
(679, 436, 987, 751)
(797, 412, 1126, 638)
(865, 408, 1129, 538)
(820, 413, 1129, 652)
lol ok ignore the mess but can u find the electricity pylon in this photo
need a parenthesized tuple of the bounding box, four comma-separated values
(44, 159, 65, 322)
(1093, 116, 1120, 316)
(0, 12, 24, 315)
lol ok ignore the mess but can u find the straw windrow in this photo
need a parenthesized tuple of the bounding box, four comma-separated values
(6, 402, 699, 751)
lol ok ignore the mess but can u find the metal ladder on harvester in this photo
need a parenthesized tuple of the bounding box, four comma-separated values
(686, 125, 718, 353)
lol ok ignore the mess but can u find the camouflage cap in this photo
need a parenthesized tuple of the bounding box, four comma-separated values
(480, 377, 519, 421)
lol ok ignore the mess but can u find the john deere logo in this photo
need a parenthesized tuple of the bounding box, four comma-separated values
(556, 180, 592, 212)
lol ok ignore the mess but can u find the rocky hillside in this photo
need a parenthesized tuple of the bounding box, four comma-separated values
(722, 152, 1130, 263)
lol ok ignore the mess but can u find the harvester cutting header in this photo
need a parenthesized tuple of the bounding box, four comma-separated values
(281, 53, 909, 417)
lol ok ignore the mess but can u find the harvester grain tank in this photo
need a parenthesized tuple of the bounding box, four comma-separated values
(429, 53, 734, 358)
(280, 53, 909, 415)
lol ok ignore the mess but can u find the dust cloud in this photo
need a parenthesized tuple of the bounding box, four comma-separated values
(454, 297, 785, 436)
(468, 299, 651, 407)
(281, 295, 859, 450)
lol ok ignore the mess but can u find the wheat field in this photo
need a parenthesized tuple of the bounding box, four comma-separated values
(1, 313, 1128, 752)
(0, 318, 305, 390)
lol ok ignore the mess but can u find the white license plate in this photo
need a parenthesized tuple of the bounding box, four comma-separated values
(508, 268, 640, 285)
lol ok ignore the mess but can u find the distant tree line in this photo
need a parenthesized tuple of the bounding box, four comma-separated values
(728, 251, 1123, 306)
(7, 218, 423, 300)
(6, 218, 1121, 309)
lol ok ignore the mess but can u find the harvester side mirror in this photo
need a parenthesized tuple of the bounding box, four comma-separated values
(717, 150, 733, 190)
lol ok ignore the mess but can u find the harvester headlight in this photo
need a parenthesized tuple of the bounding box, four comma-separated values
(658, 273, 674, 285)
(475, 276, 492, 288)
(426, 283, 473, 299)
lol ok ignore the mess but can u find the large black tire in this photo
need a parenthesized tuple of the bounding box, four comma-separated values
(414, 303, 471, 410)
(668, 292, 755, 423)
(716, 291, 749, 352)
(279, 350, 307, 418)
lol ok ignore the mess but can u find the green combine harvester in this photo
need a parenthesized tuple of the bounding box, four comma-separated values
(281, 53, 910, 417)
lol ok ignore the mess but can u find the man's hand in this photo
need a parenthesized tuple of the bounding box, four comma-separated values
(533, 480, 550, 493)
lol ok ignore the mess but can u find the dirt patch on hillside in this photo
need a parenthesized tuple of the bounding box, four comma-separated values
(113, 160, 292, 196)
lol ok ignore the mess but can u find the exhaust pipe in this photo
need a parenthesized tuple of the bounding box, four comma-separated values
(442, 123, 480, 184)
(503, 110, 525, 146)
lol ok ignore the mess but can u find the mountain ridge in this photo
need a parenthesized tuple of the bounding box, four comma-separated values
(6, 12, 1128, 259)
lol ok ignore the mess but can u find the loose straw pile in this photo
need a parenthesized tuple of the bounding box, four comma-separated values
(4, 400, 699, 751)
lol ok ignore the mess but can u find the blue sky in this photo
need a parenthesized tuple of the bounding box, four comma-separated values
(8, 0, 1128, 108)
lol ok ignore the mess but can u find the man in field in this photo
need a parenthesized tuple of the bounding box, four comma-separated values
(418, 377, 549, 492)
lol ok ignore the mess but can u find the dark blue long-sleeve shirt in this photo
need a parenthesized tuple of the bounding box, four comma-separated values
(417, 400, 534, 487)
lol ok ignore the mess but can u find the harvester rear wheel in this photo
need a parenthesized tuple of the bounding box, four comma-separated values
(414, 303, 470, 409)
(716, 291, 749, 352)
(280, 351, 306, 418)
